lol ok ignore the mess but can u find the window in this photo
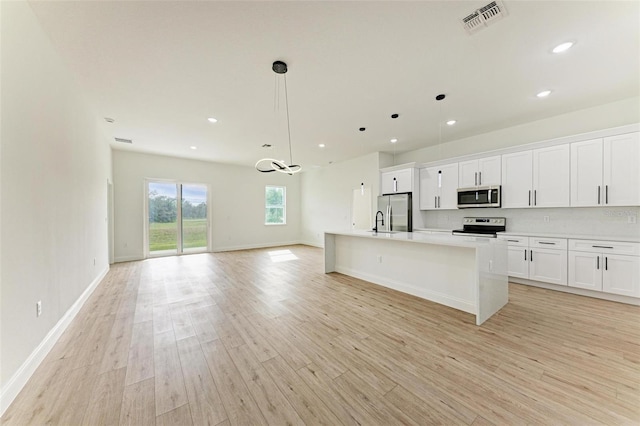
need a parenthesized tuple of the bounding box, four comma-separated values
(265, 185, 286, 225)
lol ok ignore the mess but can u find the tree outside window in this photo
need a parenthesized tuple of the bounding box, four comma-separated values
(265, 186, 286, 225)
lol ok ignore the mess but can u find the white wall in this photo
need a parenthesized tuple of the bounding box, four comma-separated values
(394, 97, 640, 164)
(300, 152, 385, 247)
(1, 0, 111, 400)
(112, 150, 301, 261)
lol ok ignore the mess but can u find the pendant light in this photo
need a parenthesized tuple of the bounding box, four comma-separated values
(255, 61, 302, 175)
(436, 94, 445, 188)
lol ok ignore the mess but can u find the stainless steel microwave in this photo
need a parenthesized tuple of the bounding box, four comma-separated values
(457, 186, 501, 208)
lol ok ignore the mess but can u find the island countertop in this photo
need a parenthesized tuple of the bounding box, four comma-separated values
(325, 229, 499, 248)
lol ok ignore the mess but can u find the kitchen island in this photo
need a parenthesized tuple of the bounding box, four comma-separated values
(324, 230, 508, 325)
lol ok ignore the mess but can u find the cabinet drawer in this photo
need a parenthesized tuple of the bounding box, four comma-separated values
(530, 237, 567, 250)
(568, 239, 640, 255)
(497, 235, 529, 247)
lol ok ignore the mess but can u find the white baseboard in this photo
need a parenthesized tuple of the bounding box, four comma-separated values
(114, 255, 143, 263)
(510, 278, 640, 306)
(0, 266, 109, 416)
(300, 240, 323, 248)
(212, 240, 303, 253)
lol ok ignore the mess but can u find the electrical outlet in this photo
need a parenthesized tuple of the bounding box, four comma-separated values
(36, 301, 42, 317)
(544, 216, 550, 223)
(629, 216, 637, 224)
(377, 255, 382, 263)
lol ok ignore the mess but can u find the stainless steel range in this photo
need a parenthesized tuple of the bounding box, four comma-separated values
(452, 217, 506, 238)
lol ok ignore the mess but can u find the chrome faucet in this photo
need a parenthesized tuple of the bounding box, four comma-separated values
(373, 210, 384, 233)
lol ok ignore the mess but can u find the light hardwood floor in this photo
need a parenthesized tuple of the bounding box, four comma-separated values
(3, 245, 639, 425)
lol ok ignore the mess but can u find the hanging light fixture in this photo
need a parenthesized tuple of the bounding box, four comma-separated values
(255, 61, 302, 175)
(436, 94, 446, 188)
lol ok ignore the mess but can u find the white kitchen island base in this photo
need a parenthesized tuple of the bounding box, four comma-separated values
(325, 231, 508, 325)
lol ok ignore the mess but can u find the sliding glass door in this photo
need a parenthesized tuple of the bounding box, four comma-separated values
(146, 180, 209, 256)
(181, 184, 208, 253)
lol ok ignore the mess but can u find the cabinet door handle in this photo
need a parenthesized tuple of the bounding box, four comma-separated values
(479, 171, 482, 186)
(605, 256, 608, 271)
(597, 186, 601, 205)
(438, 196, 441, 208)
(605, 185, 609, 204)
(534, 190, 537, 206)
(530, 250, 533, 262)
(434, 196, 437, 208)
(524, 249, 527, 261)
(538, 241, 556, 245)
(592, 245, 613, 249)
(528, 190, 531, 206)
(393, 177, 397, 192)
(597, 256, 600, 270)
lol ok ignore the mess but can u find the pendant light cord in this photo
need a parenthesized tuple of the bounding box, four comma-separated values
(284, 74, 293, 166)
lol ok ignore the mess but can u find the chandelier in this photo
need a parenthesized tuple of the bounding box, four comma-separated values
(255, 60, 301, 175)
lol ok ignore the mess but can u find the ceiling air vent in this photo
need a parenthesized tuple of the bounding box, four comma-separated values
(114, 137, 132, 144)
(461, 1, 508, 35)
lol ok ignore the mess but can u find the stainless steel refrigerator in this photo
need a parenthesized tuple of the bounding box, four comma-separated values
(376, 193, 412, 232)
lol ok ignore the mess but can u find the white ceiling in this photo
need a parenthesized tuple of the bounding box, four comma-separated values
(29, 1, 639, 169)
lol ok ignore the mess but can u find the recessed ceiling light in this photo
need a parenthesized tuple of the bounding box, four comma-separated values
(318, 143, 326, 148)
(552, 42, 574, 53)
(446, 120, 457, 126)
(537, 90, 552, 98)
(190, 146, 197, 150)
(390, 138, 398, 143)
(207, 117, 218, 123)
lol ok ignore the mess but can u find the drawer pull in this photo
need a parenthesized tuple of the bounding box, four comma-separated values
(507, 239, 520, 242)
(538, 242, 556, 245)
(592, 245, 613, 249)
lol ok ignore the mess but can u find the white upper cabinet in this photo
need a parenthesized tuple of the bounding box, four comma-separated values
(571, 132, 640, 206)
(419, 163, 458, 210)
(532, 145, 570, 208)
(501, 151, 533, 208)
(603, 132, 640, 206)
(570, 139, 603, 206)
(502, 145, 569, 208)
(381, 168, 413, 194)
(458, 155, 501, 188)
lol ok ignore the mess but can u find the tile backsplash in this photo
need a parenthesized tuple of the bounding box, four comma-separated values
(420, 206, 640, 239)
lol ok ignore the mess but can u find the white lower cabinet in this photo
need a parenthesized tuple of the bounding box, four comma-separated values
(499, 236, 567, 285)
(568, 239, 640, 297)
(507, 246, 529, 279)
(529, 248, 567, 285)
(568, 251, 602, 291)
(602, 255, 640, 297)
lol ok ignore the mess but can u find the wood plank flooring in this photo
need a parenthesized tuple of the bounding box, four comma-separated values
(3, 245, 639, 425)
